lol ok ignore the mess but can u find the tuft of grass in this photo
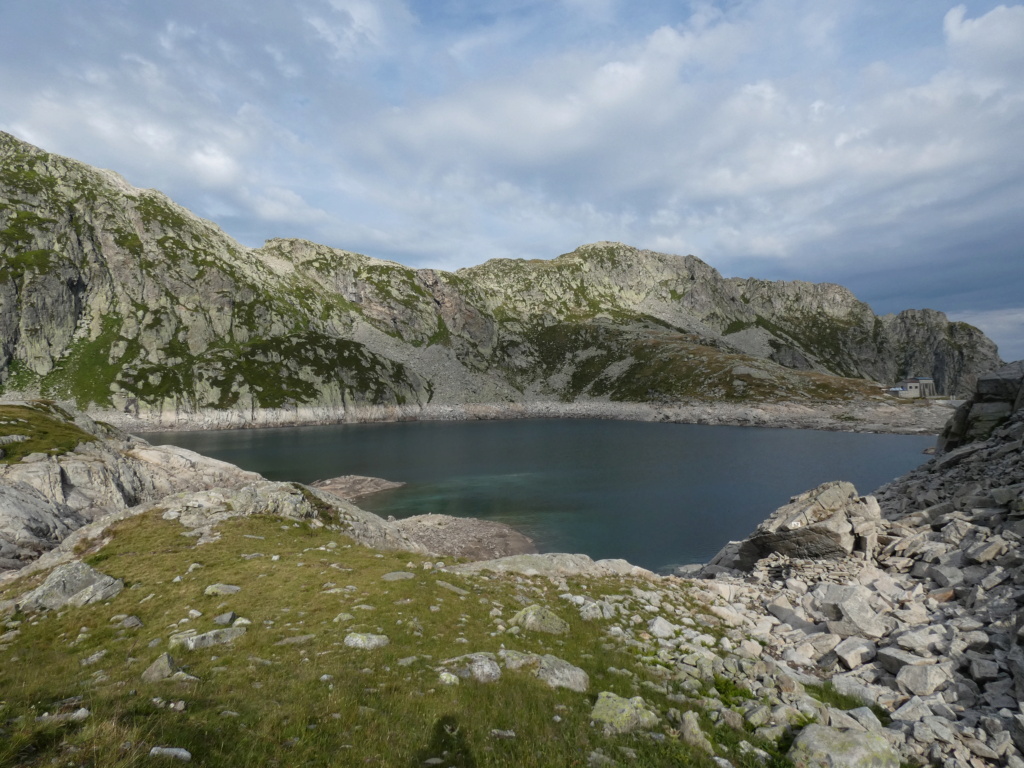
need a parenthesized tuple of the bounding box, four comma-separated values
(0, 402, 96, 463)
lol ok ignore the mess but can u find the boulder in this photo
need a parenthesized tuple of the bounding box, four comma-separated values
(18, 561, 124, 610)
(141, 653, 180, 683)
(590, 692, 659, 735)
(707, 482, 881, 570)
(509, 604, 570, 635)
(442, 653, 502, 683)
(788, 724, 899, 768)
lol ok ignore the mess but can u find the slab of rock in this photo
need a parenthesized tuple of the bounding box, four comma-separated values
(535, 655, 589, 693)
(19, 561, 124, 610)
(834, 637, 876, 670)
(590, 692, 659, 735)
(309, 475, 405, 500)
(169, 627, 246, 651)
(679, 710, 714, 754)
(509, 604, 570, 635)
(788, 724, 898, 768)
(204, 584, 241, 596)
(392, 514, 536, 561)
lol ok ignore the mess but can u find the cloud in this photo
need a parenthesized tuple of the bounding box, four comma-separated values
(0, 0, 1021, 341)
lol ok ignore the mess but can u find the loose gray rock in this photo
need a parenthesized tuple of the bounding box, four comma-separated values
(380, 571, 415, 581)
(679, 710, 714, 754)
(788, 724, 898, 767)
(344, 633, 390, 650)
(149, 746, 193, 762)
(141, 655, 179, 684)
(590, 692, 659, 735)
(203, 584, 241, 596)
(19, 561, 124, 611)
(442, 653, 502, 683)
(509, 604, 570, 635)
(168, 627, 246, 651)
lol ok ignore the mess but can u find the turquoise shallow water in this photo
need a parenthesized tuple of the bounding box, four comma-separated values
(144, 419, 933, 572)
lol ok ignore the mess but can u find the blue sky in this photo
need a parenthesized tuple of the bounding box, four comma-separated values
(1, 1, 1022, 359)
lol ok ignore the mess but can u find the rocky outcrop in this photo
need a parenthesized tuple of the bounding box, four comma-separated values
(0, 132, 1001, 428)
(706, 482, 883, 571)
(938, 360, 1024, 451)
(0, 405, 261, 570)
(392, 513, 537, 560)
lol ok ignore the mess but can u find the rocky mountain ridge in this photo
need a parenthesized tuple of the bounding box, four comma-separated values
(0, 131, 1002, 428)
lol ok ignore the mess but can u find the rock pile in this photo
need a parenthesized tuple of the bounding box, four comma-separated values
(690, 362, 1024, 767)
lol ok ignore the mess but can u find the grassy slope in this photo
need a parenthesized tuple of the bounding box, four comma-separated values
(0, 509, 810, 768)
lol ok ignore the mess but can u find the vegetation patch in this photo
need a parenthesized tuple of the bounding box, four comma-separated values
(0, 512, 797, 768)
(0, 402, 96, 463)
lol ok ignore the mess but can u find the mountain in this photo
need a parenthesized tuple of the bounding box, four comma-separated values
(0, 132, 1002, 422)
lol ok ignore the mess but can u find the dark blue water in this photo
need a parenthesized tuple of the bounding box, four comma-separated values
(143, 420, 932, 572)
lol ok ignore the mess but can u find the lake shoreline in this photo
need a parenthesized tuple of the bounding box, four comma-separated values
(85, 398, 953, 437)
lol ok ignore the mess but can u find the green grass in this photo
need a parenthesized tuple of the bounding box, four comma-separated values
(0, 509, 796, 767)
(0, 402, 96, 463)
(804, 682, 890, 726)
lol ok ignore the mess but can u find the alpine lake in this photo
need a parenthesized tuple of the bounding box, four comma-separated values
(144, 419, 934, 573)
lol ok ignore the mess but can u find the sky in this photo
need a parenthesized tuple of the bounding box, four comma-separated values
(1, 1, 1022, 360)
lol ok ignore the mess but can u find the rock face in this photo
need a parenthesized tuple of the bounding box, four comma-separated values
(938, 360, 1024, 450)
(0, 132, 1001, 429)
(0, 403, 261, 569)
(707, 481, 883, 571)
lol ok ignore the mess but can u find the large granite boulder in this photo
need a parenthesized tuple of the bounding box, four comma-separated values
(788, 724, 899, 767)
(707, 482, 881, 571)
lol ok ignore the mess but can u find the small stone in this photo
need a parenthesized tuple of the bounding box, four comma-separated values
(149, 746, 192, 761)
(381, 571, 415, 581)
(343, 633, 389, 650)
(438, 671, 460, 685)
(203, 584, 241, 597)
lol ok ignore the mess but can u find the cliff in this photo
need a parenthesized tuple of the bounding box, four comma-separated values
(0, 132, 1002, 427)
